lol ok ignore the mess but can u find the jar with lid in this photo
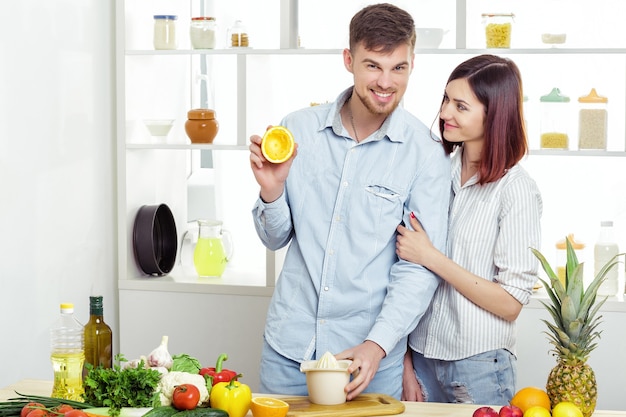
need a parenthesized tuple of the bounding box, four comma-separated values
(578, 88, 608, 150)
(153, 15, 177, 50)
(540, 87, 571, 149)
(555, 234, 585, 288)
(481, 13, 514, 48)
(228, 20, 249, 48)
(190, 17, 217, 49)
(185, 109, 219, 144)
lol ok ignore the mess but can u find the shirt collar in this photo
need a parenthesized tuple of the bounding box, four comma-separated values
(324, 87, 406, 143)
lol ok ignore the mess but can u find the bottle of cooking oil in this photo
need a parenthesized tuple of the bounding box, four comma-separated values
(50, 302, 85, 401)
(84, 296, 112, 373)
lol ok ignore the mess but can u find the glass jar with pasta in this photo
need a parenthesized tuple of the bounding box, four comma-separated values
(540, 87, 571, 150)
(481, 13, 514, 48)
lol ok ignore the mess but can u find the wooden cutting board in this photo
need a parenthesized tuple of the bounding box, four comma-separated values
(281, 393, 405, 417)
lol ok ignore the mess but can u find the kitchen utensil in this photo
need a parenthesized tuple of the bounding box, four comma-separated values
(278, 393, 405, 416)
(415, 28, 446, 48)
(180, 219, 233, 277)
(300, 359, 352, 405)
(143, 119, 174, 137)
(133, 204, 178, 276)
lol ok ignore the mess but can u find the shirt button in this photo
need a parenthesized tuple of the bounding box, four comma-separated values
(343, 181, 348, 187)
(329, 249, 334, 255)
(324, 286, 329, 291)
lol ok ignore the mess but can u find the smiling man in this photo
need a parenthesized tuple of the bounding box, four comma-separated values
(248, 3, 451, 400)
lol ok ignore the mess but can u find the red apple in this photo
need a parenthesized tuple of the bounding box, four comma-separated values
(473, 406, 499, 417)
(499, 405, 523, 417)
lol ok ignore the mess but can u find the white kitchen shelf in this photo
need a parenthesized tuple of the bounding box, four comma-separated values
(117, 0, 626, 294)
(125, 47, 626, 56)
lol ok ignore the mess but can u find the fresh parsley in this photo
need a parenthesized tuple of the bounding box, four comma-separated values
(83, 354, 161, 417)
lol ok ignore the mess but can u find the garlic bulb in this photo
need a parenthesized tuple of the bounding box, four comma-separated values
(148, 335, 173, 369)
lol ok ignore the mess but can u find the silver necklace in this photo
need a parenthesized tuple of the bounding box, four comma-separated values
(348, 102, 359, 142)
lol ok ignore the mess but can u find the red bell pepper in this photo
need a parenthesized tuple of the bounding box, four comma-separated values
(200, 353, 238, 386)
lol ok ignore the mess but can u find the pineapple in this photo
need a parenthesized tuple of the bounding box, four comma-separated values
(531, 237, 620, 417)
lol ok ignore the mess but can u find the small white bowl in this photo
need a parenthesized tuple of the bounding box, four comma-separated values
(300, 359, 352, 405)
(541, 33, 566, 45)
(416, 28, 445, 48)
(143, 119, 174, 137)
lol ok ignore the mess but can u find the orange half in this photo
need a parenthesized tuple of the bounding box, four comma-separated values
(261, 126, 295, 164)
(250, 397, 290, 417)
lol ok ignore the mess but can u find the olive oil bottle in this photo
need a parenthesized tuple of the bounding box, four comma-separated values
(84, 296, 112, 372)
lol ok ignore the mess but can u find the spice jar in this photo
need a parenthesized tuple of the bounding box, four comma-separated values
(540, 88, 570, 149)
(229, 20, 249, 47)
(481, 13, 514, 48)
(578, 88, 608, 150)
(185, 109, 219, 144)
(190, 17, 217, 49)
(153, 15, 178, 50)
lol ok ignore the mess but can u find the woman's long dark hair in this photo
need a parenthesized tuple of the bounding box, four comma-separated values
(440, 54, 527, 185)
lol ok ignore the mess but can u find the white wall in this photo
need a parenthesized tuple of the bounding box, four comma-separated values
(0, 1, 116, 389)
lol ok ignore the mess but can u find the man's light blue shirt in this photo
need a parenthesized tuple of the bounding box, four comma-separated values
(252, 87, 451, 371)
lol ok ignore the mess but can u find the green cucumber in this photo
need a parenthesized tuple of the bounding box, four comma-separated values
(141, 407, 179, 417)
(172, 408, 228, 417)
(84, 408, 154, 417)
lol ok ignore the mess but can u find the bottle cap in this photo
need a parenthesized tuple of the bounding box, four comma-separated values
(578, 88, 608, 104)
(540, 88, 570, 103)
(60, 303, 74, 313)
(555, 234, 585, 249)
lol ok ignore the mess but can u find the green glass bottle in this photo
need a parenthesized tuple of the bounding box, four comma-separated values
(84, 296, 113, 372)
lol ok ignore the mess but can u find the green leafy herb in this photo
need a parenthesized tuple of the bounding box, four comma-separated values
(83, 354, 161, 417)
(170, 354, 201, 374)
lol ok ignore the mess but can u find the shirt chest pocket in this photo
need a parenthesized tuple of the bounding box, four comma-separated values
(364, 184, 406, 218)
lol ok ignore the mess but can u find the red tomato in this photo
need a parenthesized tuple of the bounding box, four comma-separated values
(172, 384, 201, 410)
(63, 410, 88, 417)
(21, 403, 45, 417)
(53, 405, 74, 415)
(26, 410, 48, 417)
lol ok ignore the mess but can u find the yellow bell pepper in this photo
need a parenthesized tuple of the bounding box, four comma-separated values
(209, 379, 252, 417)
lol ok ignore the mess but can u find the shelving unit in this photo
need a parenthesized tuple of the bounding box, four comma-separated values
(114, 0, 626, 402)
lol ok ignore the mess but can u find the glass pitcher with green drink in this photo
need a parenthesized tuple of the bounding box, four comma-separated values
(193, 220, 234, 277)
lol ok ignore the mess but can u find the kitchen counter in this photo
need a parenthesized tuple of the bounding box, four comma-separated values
(2, 379, 626, 417)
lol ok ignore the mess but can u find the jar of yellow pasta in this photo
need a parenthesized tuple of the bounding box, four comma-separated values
(481, 13, 514, 48)
(540, 87, 571, 150)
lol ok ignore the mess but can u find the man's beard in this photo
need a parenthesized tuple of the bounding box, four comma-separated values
(353, 88, 398, 118)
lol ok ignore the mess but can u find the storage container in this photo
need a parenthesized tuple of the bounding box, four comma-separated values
(540, 88, 570, 149)
(185, 109, 219, 143)
(228, 20, 249, 47)
(153, 15, 177, 50)
(190, 17, 217, 49)
(578, 88, 608, 150)
(481, 13, 514, 48)
(51, 303, 85, 401)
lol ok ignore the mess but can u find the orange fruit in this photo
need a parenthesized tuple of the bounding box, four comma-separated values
(552, 402, 583, 417)
(261, 126, 295, 164)
(511, 387, 551, 413)
(250, 397, 290, 417)
(523, 405, 551, 417)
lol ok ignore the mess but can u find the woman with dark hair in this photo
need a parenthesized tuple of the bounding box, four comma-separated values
(396, 54, 543, 405)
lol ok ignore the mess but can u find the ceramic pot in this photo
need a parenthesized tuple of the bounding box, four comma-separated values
(185, 109, 219, 143)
